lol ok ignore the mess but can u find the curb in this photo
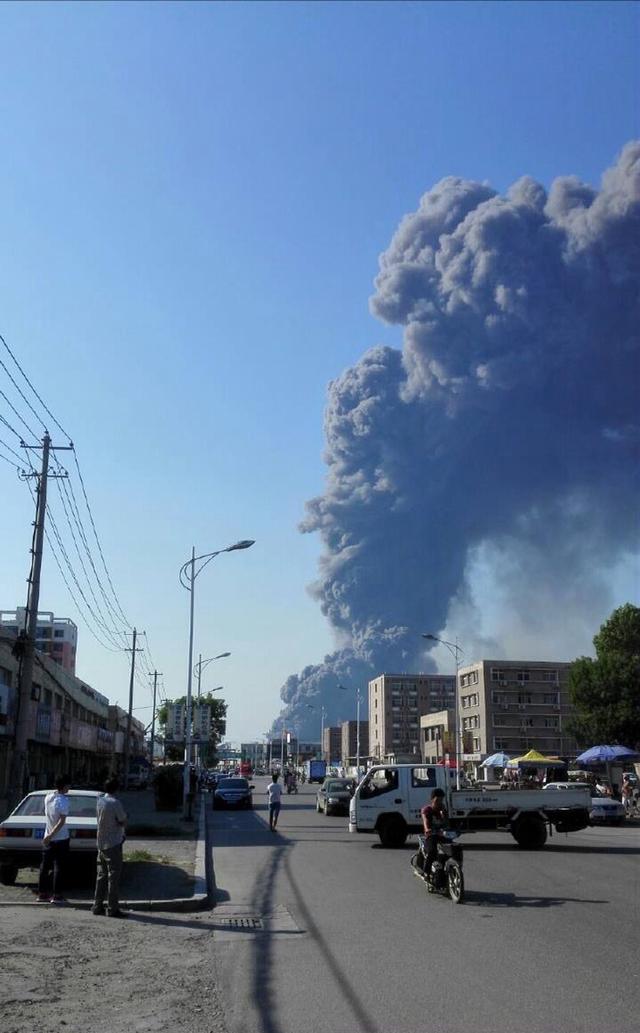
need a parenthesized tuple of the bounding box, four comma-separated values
(0, 795, 211, 913)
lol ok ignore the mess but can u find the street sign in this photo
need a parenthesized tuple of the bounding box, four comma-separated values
(166, 703, 185, 742)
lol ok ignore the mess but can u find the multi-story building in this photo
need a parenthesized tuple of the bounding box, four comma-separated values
(0, 633, 144, 815)
(420, 709, 456, 764)
(241, 741, 268, 769)
(0, 609, 78, 675)
(368, 673, 456, 762)
(458, 659, 577, 769)
(322, 726, 342, 764)
(340, 720, 369, 767)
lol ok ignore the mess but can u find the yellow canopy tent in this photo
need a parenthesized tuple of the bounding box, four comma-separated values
(507, 749, 562, 768)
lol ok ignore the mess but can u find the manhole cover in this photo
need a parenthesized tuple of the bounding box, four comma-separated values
(217, 917, 264, 929)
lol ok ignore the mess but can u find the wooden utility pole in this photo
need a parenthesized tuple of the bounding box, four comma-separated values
(7, 433, 71, 809)
(149, 669, 162, 774)
(122, 628, 143, 789)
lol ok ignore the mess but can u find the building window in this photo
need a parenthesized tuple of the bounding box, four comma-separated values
(491, 669, 506, 681)
(516, 670, 530, 682)
(0, 665, 12, 687)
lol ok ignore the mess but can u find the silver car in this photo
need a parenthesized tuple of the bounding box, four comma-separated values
(0, 789, 100, 885)
(543, 782, 625, 826)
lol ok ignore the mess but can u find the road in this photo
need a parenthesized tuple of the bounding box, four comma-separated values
(210, 777, 640, 1033)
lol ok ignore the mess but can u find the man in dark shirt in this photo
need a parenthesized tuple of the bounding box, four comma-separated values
(420, 787, 448, 877)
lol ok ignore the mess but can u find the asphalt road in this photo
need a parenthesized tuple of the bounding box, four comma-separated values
(209, 777, 640, 1033)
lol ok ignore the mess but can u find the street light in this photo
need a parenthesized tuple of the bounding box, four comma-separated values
(338, 683, 363, 775)
(194, 652, 231, 700)
(423, 633, 463, 789)
(179, 539, 254, 818)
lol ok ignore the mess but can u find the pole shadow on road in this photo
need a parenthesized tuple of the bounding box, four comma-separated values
(462, 842, 640, 856)
(462, 890, 609, 908)
(211, 805, 383, 1033)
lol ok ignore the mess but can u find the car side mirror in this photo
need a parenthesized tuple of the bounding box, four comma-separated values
(249, 785, 255, 789)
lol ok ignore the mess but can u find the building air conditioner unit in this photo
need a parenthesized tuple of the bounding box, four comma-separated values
(499, 680, 508, 686)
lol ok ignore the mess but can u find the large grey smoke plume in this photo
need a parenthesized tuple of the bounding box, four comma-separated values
(273, 143, 640, 740)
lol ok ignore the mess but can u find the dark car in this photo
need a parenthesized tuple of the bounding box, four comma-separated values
(316, 778, 355, 816)
(212, 777, 254, 809)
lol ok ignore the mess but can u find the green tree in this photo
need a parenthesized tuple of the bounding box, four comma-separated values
(567, 604, 640, 748)
(157, 693, 227, 764)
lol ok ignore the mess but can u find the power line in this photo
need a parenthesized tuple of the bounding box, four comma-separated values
(71, 448, 132, 629)
(0, 332, 70, 439)
(0, 385, 39, 442)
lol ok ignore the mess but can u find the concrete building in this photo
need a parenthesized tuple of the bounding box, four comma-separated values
(322, 726, 342, 764)
(457, 659, 577, 771)
(241, 741, 268, 769)
(0, 633, 144, 816)
(340, 719, 369, 767)
(420, 709, 456, 764)
(0, 609, 78, 675)
(368, 673, 456, 763)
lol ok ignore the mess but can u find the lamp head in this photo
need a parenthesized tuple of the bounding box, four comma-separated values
(227, 539, 255, 552)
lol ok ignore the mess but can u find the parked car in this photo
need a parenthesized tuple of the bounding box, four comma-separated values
(0, 789, 101, 886)
(212, 777, 254, 809)
(316, 778, 355, 816)
(543, 782, 625, 826)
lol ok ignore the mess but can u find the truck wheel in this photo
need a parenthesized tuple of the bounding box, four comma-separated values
(512, 816, 547, 849)
(0, 864, 18, 886)
(377, 816, 407, 848)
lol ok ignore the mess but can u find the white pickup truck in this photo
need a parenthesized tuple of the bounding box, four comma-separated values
(349, 764, 591, 849)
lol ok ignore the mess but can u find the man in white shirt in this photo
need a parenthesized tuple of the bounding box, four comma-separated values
(37, 774, 71, 904)
(93, 777, 128, 918)
(267, 773, 283, 832)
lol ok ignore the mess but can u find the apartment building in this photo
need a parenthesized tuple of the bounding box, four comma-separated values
(458, 659, 576, 766)
(322, 726, 342, 764)
(340, 719, 369, 767)
(0, 609, 78, 675)
(368, 673, 456, 763)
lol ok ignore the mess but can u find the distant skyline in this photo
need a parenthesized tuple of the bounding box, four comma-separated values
(0, 2, 638, 741)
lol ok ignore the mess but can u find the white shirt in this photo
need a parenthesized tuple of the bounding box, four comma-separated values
(267, 782, 283, 804)
(44, 790, 70, 841)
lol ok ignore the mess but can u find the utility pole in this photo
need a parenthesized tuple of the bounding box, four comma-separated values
(149, 670, 162, 775)
(7, 433, 71, 809)
(123, 628, 143, 789)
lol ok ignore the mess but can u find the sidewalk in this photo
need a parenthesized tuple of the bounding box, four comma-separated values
(0, 789, 209, 911)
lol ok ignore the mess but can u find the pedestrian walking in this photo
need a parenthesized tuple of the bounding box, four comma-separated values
(621, 776, 634, 818)
(92, 777, 128, 918)
(37, 774, 71, 904)
(267, 772, 283, 832)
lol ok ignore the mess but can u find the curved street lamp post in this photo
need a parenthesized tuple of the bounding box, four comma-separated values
(338, 684, 363, 775)
(179, 540, 254, 819)
(422, 633, 464, 790)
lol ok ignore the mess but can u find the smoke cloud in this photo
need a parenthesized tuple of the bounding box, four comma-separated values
(273, 143, 640, 741)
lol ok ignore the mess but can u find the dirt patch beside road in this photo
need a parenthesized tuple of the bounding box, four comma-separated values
(0, 907, 228, 1033)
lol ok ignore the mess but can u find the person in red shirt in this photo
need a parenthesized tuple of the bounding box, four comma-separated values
(420, 788, 448, 877)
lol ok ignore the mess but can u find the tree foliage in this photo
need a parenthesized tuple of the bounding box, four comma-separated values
(568, 604, 640, 749)
(157, 693, 227, 764)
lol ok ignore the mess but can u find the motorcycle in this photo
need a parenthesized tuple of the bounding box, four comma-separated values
(410, 831, 464, 904)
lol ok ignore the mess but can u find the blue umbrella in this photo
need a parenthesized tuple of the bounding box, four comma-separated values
(481, 751, 512, 768)
(576, 745, 639, 764)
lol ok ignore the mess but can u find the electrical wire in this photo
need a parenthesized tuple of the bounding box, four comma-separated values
(0, 332, 70, 439)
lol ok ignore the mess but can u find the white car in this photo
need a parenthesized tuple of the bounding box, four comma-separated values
(543, 782, 625, 826)
(0, 789, 100, 885)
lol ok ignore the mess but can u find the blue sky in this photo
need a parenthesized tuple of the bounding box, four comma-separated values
(0, 1, 638, 741)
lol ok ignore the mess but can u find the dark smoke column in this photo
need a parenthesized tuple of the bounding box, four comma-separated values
(273, 143, 640, 741)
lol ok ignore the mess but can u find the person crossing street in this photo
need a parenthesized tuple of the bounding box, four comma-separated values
(267, 772, 283, 832)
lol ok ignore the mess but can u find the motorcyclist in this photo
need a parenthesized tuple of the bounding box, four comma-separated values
(420, 787, 448, 878)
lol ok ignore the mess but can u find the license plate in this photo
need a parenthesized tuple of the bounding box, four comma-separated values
(34, 828, 45, 839)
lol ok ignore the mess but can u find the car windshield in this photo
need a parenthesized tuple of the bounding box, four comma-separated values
(326, 781, 351, 793)
(219, 779, 248, 789)
(13, 794, 98, 817)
